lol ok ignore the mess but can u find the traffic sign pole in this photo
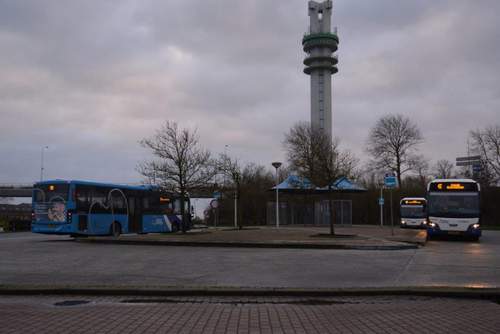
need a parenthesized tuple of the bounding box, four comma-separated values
(390, 188, 394, 236)
(383, 172, 398, 235)
(379, 187, 384, 227)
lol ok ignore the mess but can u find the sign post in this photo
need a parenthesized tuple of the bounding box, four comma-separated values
(384, 173, 398, 236)
(379, 188, 384, 227)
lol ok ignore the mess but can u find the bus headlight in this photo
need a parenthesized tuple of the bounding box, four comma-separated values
(401, 220, 406, 225)
(428, 221, 437, 228)
(422, 220, 427, 225)
(472, 223, 480, 229)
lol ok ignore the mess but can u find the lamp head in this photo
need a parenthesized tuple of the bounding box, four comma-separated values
(271, 162, 282, 169)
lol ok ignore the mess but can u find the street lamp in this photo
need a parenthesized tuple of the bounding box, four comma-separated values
(40, 146, 49, 182)
(271, 161, 282, 228)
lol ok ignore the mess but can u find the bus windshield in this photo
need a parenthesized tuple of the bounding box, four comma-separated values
(427, 193, 480, 218)
(400, 206, 426, 218)
(33, 184, 69, 203)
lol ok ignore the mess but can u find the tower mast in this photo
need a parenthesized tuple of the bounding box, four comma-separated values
(303, 0, 339, 139)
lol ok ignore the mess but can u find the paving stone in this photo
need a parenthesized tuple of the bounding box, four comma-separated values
(0, 295, 498, 333)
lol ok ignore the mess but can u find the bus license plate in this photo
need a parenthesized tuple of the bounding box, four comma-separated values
(48, 224, 55, 228)
(448, 231, 461, 235)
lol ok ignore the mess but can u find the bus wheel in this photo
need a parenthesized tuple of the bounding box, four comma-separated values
(110, 222, 121, 237)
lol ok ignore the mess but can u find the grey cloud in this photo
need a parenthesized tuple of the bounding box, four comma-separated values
(1, 0, 499, 184)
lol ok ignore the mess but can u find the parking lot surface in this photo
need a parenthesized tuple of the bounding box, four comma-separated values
(1, 231, 500, 289)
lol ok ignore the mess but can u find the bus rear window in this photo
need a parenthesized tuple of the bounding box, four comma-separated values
(34, 184, 69, 203)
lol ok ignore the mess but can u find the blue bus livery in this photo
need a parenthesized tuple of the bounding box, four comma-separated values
(32, 180, 191, 236)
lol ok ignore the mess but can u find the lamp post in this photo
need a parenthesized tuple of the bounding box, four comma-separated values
(271, 162, 282, 228)
(40, 146, 49, 182)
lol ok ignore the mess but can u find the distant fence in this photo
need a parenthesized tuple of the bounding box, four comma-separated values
(0, 204, 31, 231)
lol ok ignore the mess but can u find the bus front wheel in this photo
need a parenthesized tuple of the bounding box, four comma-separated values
(110, 222, 121, 237)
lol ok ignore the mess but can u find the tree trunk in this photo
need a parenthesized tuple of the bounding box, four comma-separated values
(180, 189, 187, 233)
(396, 154, 402, 187)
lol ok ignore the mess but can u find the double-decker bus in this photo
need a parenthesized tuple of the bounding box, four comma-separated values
(426, 179, 481, 240)
(399, 197, 427, 228)
(32, 180, 191, 237)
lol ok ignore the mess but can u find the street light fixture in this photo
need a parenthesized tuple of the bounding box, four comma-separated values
(40, 146, 49, 182)
(271, 161, 282, 228)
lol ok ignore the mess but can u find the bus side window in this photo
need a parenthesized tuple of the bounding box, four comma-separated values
(142, 197, 149, 209)
(75, 186, 90, 211)
(110, 192, 126, 213)
(91, 187, 108, 210)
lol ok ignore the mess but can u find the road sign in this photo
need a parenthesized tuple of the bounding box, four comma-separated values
(456, 156, 481, 166)
(473, 164, 483, 172)
(212, 191, 222, 199)
(384, 175, 397, 188)
(456, 155, 481, 162)
(378, 198, 384, 206)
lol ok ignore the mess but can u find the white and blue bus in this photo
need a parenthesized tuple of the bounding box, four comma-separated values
(400, 197, 427, 229)
(426, 179, 481, 240)
(32, 180, 191, 237)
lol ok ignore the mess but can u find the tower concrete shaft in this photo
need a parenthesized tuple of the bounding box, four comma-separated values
(303, 0, 338, 139)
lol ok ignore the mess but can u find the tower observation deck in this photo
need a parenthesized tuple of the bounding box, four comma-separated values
(303, 0, 338, 139)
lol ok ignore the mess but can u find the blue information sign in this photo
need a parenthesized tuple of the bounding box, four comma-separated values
(379, 198, 384, 205)
(384, 176, 397, 188)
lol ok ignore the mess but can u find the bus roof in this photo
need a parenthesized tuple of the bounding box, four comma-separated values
(429, 178, 476, 184)
(34, 179, 158, 192)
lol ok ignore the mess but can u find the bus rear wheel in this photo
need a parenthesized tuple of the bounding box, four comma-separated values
(110, 222, 121, 237)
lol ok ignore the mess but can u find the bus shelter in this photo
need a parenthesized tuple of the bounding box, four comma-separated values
(267, 175, 366, 226)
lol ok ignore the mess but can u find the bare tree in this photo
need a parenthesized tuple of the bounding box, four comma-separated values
(470, 125, 500, 185)
(284, 122, 357, 187)
(434, 159, 455, 179)
(284, 122, 358, 235)
(138, 121, 217, 231)
(366, 114, 423, 186)
(239, 163, 274, 226)
(410, 155, 430, 189)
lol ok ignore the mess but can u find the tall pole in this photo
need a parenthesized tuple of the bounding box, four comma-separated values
(40, 146, 48, 182)
(272, 162, 282, 228)
(390, 188, 394, 236)
(234, 192, 238, 228)
(275, 168, 279, 229)
(379, 186, 384, 227)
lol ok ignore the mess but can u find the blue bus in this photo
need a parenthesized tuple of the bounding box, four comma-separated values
(32, 180, 191, 237)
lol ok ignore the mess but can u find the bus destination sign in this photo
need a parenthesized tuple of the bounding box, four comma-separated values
(429, 182, 478, 192)
(403, 200, 424, 205)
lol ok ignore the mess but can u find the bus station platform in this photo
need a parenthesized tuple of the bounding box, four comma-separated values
(78, 225, 427, 250)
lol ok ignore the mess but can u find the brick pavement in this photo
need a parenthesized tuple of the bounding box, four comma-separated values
(0, 295, 498, 333)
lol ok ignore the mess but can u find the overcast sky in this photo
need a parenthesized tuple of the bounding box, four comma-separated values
(0, 0, 499, 184)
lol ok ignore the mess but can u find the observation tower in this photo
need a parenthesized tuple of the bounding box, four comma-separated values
(302, 0, 339, 139)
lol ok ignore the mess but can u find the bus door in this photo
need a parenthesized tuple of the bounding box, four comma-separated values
(128, 196, 142, 233)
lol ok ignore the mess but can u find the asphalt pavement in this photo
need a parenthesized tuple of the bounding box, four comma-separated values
(1, 231, 499, 289)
